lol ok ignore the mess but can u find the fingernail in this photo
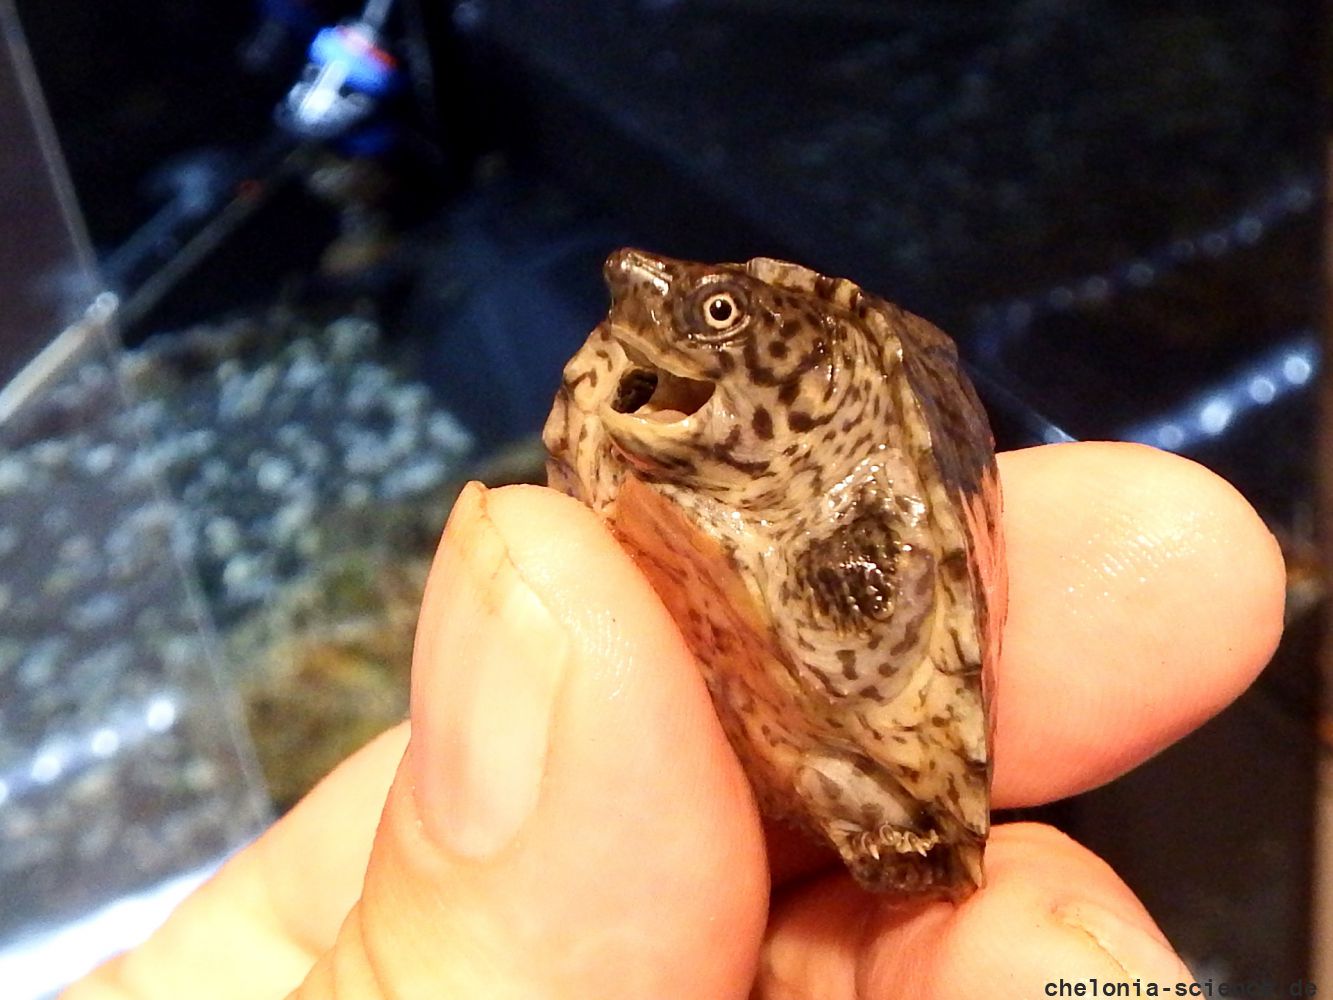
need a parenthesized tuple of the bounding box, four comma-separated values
(1057, 901, 1195, 984)
(410, 482, 570, 860)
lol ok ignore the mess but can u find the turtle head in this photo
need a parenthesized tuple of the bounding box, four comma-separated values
(598, 248, 849, 491)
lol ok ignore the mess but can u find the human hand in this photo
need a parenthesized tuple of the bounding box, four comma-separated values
(64, 442, 1285, 999)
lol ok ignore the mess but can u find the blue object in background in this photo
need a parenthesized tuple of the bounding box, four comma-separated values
(308, 23, 399, 96)
(277, 12, 402, 142)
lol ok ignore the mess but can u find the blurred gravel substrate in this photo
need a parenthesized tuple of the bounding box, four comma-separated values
(0, 313, 473, 942)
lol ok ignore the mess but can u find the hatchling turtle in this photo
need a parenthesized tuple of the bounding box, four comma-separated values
(542, 249, 1006, 897)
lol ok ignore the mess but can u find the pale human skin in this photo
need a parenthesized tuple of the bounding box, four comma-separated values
(64, 442, 1286, 1000)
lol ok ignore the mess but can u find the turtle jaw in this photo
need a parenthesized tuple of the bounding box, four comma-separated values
(602, 327, 716, 423)
(600, 325, 718, 469)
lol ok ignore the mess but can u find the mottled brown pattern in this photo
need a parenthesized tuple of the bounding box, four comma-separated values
(543, 249, 1006, 898)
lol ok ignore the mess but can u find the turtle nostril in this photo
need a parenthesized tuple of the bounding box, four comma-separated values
(604, 248, 671, 298)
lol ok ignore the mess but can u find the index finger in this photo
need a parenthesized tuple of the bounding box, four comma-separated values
(991, 441, 1284, 807)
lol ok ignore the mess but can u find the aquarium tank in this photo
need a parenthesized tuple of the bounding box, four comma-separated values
(0, 0, 1323, 994)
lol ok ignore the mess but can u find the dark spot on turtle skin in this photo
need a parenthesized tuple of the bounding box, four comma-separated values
(770, 340, 790, 359)
(940, 549, 968, 583)
(808, 665, 841, 697)
(947, 632, 976, 673)
(752, 407, 774, 440)
(657, 453, 697, 474)
(708, 445, 770, 477)
(815, 770, 844, 801)
(793, 346, 827, 379)
(947, 657, 982, 679)
(788, 411, 815, 432)
(742, 340, 783, 387)
(889, 608, 929, 656)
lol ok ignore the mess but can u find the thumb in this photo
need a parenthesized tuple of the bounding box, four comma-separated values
(293, 483, 769, 999)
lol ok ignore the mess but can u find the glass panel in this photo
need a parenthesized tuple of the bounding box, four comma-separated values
(0, 5, 270, 996)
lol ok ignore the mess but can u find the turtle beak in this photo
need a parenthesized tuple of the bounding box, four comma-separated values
(604, 248, 672, 300)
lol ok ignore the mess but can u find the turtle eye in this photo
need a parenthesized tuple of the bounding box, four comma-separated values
(679, 279, 751, 340)
(702, 291, 742, 330)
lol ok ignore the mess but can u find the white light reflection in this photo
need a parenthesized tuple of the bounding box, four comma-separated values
(89, 728, 120, 758)
(30, 752, 62, 785)
(1119, 332, 1317, 453)
(1156, 424, 1185, 450)
(1247, 377, 1276, 404)
(1, 691, 183, 803)
(145, 696, 178, 733)
(1282, 354, 1312, 385)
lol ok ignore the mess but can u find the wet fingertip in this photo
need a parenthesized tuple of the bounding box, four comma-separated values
(992, 443, 1287, 806)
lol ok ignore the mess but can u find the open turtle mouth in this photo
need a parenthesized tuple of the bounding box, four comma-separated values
(609, 345, 715, 425)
